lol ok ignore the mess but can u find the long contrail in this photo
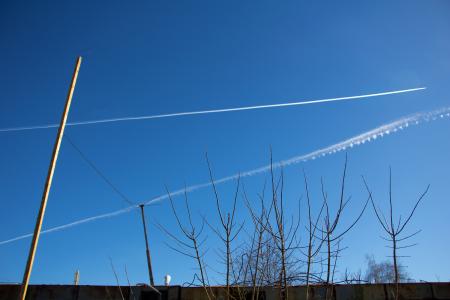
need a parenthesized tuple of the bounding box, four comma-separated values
(0, 206, 136, 246)
(1, 105, 449, 247)
(142, 105, 450, 205)
(0, 87, 425, 132)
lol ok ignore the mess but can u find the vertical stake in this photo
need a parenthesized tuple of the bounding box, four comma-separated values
(74, 270, 80, 286)
(139, 204, 155, 286)
(18, 57, 82, 300)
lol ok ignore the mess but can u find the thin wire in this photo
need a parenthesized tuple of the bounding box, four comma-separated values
(65, 135, 135, 206)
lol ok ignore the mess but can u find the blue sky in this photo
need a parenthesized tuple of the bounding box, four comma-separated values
(1, 0, 450, 285)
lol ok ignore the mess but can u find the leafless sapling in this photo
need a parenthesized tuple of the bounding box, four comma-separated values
(205, 156, 245, 300)
(262, 154, 302, 300)
(316, 156, 369, 285)
(302, 171, 327, 299)
(158, 188, 214, 300)
(363, 168, 429, 299)
(242, 182, 276, 300)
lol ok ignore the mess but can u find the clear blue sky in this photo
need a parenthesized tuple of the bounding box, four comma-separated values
(1, 0, 449, 285)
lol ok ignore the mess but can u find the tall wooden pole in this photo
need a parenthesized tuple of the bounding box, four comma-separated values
(139, 204, 155, 286)
(18, 57, 82, 300)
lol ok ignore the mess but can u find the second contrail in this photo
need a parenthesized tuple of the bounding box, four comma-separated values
(0, 87, 425, 132)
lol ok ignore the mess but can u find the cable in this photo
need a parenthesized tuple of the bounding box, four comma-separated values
(65, 135, 136, 206)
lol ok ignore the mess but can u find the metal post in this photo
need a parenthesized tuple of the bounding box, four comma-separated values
(18, 57, 82, 300)
(139, 204, 155, 286)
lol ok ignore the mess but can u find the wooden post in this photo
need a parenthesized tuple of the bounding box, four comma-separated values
(139, 204, 155, 286)
(18, 57, 82, 300)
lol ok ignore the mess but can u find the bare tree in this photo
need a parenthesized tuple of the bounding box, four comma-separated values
(316, 156, 369, 286)
(262, 154, 302, 300)
(236, 155, 302, 300)
(363, 168, 429, 299)
(302, 171, 326, 299)
(158, 188, 214, 300)
(155, 153, 432, 300)
(241, 183, 271, 300)
(340, 268, 366, 284)
(301, 156, 369, 300)
(364, 255, 409, 284)
(205, 155, 244, 300)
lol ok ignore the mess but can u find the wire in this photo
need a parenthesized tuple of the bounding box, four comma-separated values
(65, 135, 135, 206)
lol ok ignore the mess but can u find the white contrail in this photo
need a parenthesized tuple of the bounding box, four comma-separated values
(143, 105, 450, 205)
(0, 206, 136, 246)
(1, 105, 449, 246)
(0, 87, 425, 132)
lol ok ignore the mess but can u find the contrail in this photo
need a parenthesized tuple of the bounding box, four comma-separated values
(143, 105, 450, 205)
(0, 206, 136, 246)
(1, 105, 449, 246)
(0, 87, 425, 132)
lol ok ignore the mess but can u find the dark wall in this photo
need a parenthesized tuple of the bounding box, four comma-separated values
(1, 283, 449, 300)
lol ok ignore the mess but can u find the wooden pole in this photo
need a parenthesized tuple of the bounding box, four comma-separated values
(139, 204, 155, 286)
(18, 57, 82, 300)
